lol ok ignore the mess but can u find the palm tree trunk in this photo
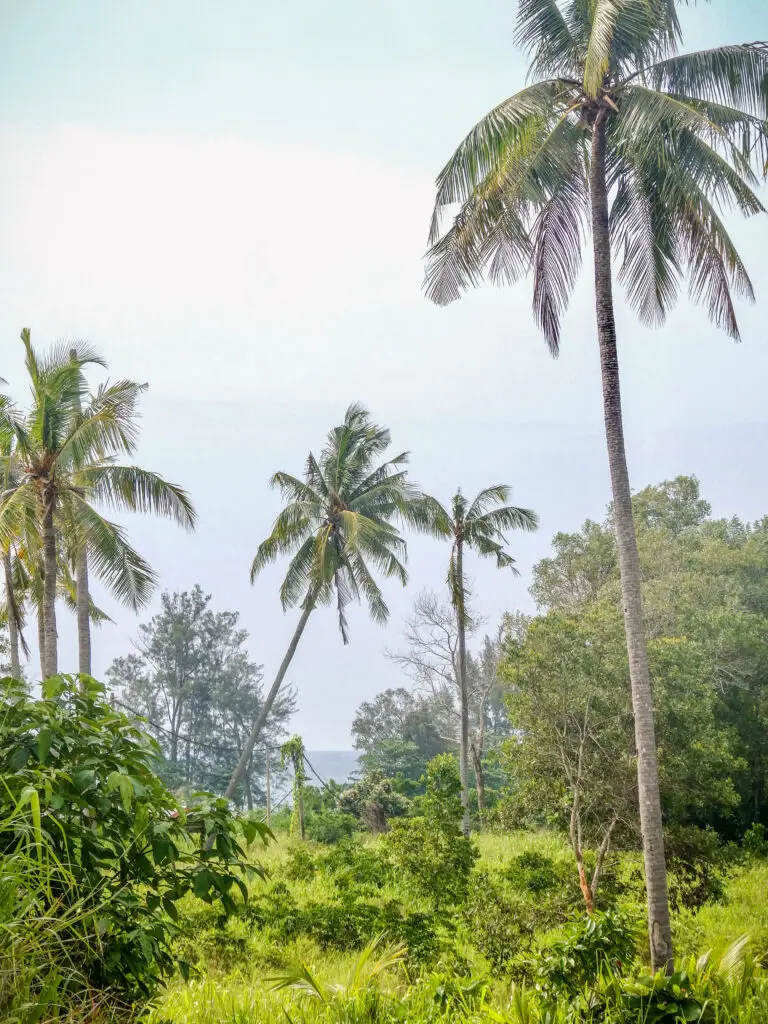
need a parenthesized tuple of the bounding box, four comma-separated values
(223, 597, 315, 801)
(76, 543, 92, 676)
(3, 551, 21, 679)
(70, 349, 92, 679)
(589, 110, 673, 973)
(456, 539, 471, 837)
(37, 602, 46, 681)
(41, 489, 58, 678)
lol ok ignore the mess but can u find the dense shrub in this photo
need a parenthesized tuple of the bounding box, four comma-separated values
(386, 755, 478, 910)
(306, 808, 360, 844)
(338, 770, 410, 832)
(463, 869, 539, 973)
(534, 910, 639, 998)
(0, 675, 266, 1012)
(504, 850, 574, 894)
(325, 840, 395, 891)
(665, 825, 736, 910)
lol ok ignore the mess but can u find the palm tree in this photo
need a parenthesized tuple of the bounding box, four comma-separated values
(223, 403, 420, 800)
(0, 396, 28, 679)
(416, 487, 537, 834)
(423, 0, 768, 970)
(0, 330, 196, 677)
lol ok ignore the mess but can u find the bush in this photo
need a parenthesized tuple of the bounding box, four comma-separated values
(0, 675, 267, 1013)
(305, 809, 360, 844)
(325, 840, 395, 891)
(534, 910, 638, 998)
(743, 822, 768, 858)
(505, 851, 573, 894)
(385, 754, 478, 911)
(282, 844, 319, 881)
(665, 825, 735, 910)
(338, 770, 410, 832)
(463, 869, 540, 973)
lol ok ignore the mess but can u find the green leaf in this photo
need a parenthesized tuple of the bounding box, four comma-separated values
(72, 768, 96, 792)
(42, 676, 65, 698)
(37, 728, 53, 764)
(163, 896, 179, 922)
(193, 869, 212, 900)
(118, 775, 134, 812)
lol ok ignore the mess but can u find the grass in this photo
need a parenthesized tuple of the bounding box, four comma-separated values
(148, 830, 768, 1024)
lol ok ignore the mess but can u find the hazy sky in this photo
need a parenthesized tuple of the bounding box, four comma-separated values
(2, 0, 767, 749)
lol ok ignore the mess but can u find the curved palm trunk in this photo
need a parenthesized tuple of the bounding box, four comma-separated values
(589, 112, 673, 973)
(223, 597, 315, 801)
(76, 543, 91, 676)
(456, 539, 471, 837)
(3, 551, 21, 679)
(41, 489, 58, 678)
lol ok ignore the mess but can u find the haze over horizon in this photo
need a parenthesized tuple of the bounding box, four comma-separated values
(1, 0, 767, 748)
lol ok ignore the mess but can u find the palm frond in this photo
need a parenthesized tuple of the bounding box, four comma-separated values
(470, 504, 539, 535)
(515, 0, 578, 79)
(471, 532, 520, 572)
(73, 464, 196, 530)
(429, 80, 579, 235)
(611, 164, 682, 326)
(67, 494, 158, 610)
(277, 535, 317, 609)
(396, 493, 453, 539)
(531, 170, 587, 354)
(638, 44, 768, 118)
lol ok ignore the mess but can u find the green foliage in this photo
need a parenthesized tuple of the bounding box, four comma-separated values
(282, 735, 308, 838)
(534, 911, 639, 998)
(339, 770, 410, 832)
(665, 826, 736, 912)
(0, 675, 267, 1010)
(743, 823, 768, 859)
(463, 854, 579, 975)
(386, 755, 478, 910)
(306, 809, 360, 844)
(621, 969, 707, 1024)
(107, 586, 294, 801)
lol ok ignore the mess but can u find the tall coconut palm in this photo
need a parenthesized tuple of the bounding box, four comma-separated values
(223, 403, 420, 800)
(424, 0, 768, 970)
(0, 330, 196, 677)
(415, 487, 537, 835)
(0, 396, 28, 679)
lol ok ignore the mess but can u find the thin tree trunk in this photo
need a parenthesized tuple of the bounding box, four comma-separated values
(223, 597, 315, 801)
(76, 543, 91, 676)
(297, 782, 306, 841)
(589, 110, 673, 973)
(456, 539, 471, 837)
(570, 786, 595, 913)
(3, 551, 21, 680)
(71, 350, 92, 679)
(41, 490, 58, 678)
(37, 603, 46, 681)
(470, 742, 486, 816)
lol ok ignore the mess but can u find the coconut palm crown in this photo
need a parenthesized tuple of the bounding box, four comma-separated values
(425, 0, 768, 348)
(251, 401, 419, 643)
(0, 330, 196, 677)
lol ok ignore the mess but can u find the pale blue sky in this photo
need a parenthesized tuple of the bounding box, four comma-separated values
(1, 1, 767, 748)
